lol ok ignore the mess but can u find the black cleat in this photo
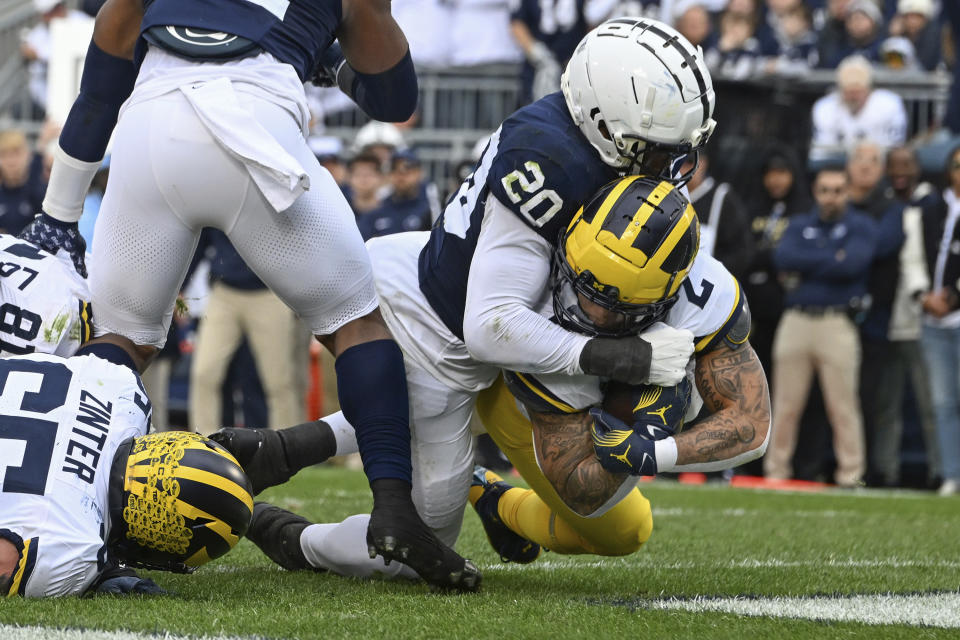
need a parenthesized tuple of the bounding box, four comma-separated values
(246, 502, 315, 571)
(368, 479, 482, 592)
(471, 466, 541, 564)
(209, 428, 289, 495)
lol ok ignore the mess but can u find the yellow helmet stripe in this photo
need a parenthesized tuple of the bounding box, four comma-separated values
(184, 547, 212, 568)
(513, 372, 577, 414)
(567, 174, 640, 238)
(175, 466, 254, 513)
(173, 498, 242, 548)
(617, 181, 677, 249)
(695, 279, 742, 352)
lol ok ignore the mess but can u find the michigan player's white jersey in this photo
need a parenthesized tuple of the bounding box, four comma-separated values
(506, 252, 745, 415)
(0, 353, 151, 597)
(0, 235, 92, 358)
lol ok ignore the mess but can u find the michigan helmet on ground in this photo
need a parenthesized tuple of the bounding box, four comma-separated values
(553, 175, 699, 337)
(561, 17, 716, 180)
(108, 432, 254, 573)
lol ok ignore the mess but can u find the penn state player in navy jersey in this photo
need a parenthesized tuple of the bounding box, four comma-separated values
(236, 19, 740, 582)
(20, 0, 480, 591)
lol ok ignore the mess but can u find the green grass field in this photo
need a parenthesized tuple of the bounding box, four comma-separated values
(3, 466, 959, 639)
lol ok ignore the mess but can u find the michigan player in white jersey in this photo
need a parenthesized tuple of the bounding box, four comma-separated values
(242, 175, 770, 579)
(23, 0, 479, 591)
(0, 334, 349, 597)
(0, 235, 91, 358)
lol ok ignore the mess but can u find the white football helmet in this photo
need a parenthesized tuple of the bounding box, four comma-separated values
(561, 17, 717, 181)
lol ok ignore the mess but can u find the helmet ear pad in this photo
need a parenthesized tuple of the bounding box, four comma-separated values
(108, 433, 254, 573)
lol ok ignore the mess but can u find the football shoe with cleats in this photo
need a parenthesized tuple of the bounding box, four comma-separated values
(246, 502, 316, 571)
(367, 478, 482, 592)
(470, 466, 541, 564)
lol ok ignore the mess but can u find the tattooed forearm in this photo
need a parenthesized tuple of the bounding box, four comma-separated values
(675, 343, 771, 466)
(530, 409, 628, 516)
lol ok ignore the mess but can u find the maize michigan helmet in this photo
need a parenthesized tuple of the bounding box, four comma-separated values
(108, 431, 254, 573)
(553, 175, 700, 337)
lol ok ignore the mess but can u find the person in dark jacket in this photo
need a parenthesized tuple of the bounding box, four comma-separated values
(356, 150, 438, 240)
(743, 147, 812, 376)
(764, 166, 879, 487)
(845, 142, 908, 485)
(918, 146, 960, 495)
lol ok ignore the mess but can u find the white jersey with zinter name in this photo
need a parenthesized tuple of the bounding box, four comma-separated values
(0, 353, 150, 597)
(0, 234, 92, 358)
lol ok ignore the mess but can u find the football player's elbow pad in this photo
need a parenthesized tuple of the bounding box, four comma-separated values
(338, 50, 418, 122)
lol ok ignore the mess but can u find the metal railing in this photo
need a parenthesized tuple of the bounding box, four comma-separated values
(324, 65, 953, 187)
(0, 0, 39, 132)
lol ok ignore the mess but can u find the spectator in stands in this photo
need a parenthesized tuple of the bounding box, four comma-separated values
(509, 0, 591, 104)
(449, 0, 524, 67)
(0, 128, 47, 234)
(816, 0, 854, 70)
(675, 3, 716, 50)
(352, 121, 406, 168)
(188, 230, 304, 435)
(356, 150, 439, 240)
(764, 166, 878, 487)
(809, 55, 907, 166)
(743, 147, 812, 376)
(845, 142, 910, 486)
(944, 1, 960, 134)
(764, 2, 820, 74)
(877, 36, 920, 70)
(820, 0, 885, 68)
(679, 154, 752, 280)
(882, 145, 941, 488)
(19, 0, 90, 120)
(392, 0, 453, 68)
(704, 8, 764, 79)
(886, 0, 941, 71)
(345, 153, 385, 217)
(308, 136, 348, 191)
(919, 146, 960, 496)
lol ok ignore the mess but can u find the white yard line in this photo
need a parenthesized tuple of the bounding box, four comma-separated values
(490, 557, 960, 572)
(640, 592, 960, 628)
(0, 626, 273, 640)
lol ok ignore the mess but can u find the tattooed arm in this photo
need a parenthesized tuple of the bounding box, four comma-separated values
(671, 341, 771, 470)
(529, 408, 633, 517)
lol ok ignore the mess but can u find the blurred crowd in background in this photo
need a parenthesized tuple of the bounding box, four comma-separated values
(3, 0, 960, 492)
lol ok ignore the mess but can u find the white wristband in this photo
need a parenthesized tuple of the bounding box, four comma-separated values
(654, 436, 678, 473)
(42, 145, 102, 223)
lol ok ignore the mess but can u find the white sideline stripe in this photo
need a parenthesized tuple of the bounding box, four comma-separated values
(490, 557, 960, 572)
(0, 625, 271, 640)
(642, 593, 960, 628)
(651, 507, 858, 518)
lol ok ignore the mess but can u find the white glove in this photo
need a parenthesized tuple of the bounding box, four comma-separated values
(528, 41, 561, 100)
(640, 322, 695, 386)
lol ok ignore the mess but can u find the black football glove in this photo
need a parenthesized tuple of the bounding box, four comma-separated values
(311, 42, 347, 88)
(19, 212, 87, 277)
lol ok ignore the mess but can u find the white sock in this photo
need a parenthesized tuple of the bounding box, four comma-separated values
(322, 411, 358, 456)
(300, 515, 418, 580)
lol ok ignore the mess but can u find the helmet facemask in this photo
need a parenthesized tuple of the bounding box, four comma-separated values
(552, 250, 678, 338)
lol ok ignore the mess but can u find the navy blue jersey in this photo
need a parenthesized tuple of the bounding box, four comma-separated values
(139, 0, 341, 81)
(418, 92, 616, 340)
